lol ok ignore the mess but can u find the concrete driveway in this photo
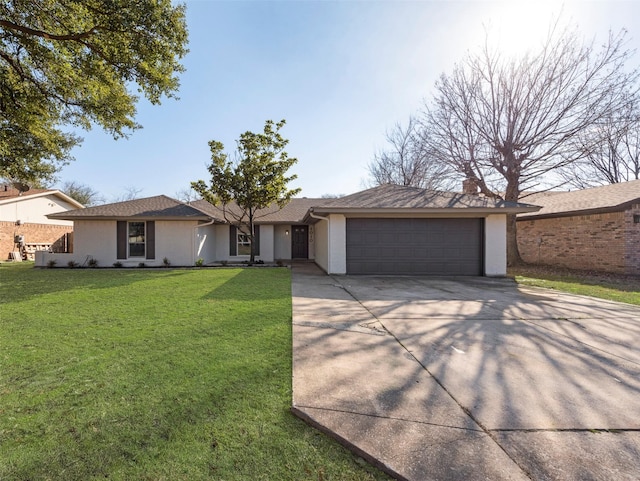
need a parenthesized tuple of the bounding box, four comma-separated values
(291, 263, 640, 481)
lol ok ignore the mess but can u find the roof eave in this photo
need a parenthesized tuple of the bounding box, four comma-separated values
(0, 189, 84, 208)
(308, 206, 540, 216)
(47, 214, 213, 221)
(517, 202, 637, 220)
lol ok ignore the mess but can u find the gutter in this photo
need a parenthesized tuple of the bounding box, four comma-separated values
(309, 206, 540, 216)
(307, 209, 329, 222)
(193, 217, 216, 265)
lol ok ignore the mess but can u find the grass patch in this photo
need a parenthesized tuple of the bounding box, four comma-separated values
(510, 265, 640, 306)
(0, 263, 390, 481)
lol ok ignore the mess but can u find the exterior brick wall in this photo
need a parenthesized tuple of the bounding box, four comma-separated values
(0, 221, 73, 260)
(625, 204, 640, 276)
(517, 210, 632, 274)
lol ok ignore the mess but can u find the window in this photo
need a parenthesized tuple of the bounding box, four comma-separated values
(117, 221, 154, 260)
(634, 214, 640, 224)
(237, 233, 251, 255)
(229, 225, 260, 256)
(128, 221, 145, 257)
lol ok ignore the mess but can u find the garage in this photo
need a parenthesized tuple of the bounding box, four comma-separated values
(346, 218, 483, 275)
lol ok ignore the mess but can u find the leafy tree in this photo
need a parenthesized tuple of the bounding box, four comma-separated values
(368, 116, 457, 191)
(191, 120, 301, 264)
(421, 24, 639, 265)
(0, 0, 188, 184)
(59, 180, 104, 206)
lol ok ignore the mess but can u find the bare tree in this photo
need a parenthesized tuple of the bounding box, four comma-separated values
(111, 186, 143, 203)
(59, 181, 105, 206)
(368, 116, 457, 191)
(560, 97, 640, 187)
(422, 23, 639, 265)
(175, 187, 199, 203)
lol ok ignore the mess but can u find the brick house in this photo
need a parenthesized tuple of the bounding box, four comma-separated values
(0, 185, 83, 260)
(517, 180, 640, 275)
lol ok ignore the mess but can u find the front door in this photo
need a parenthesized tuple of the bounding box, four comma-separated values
(291, 225, 308, 259)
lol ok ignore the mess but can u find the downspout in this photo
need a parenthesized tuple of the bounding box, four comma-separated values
(308, 209, 330, 272)
(193, 218, 216, 265)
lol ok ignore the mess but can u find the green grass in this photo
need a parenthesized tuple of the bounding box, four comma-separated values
(0, 263, 390, 481)
(511, 267, 640, 306)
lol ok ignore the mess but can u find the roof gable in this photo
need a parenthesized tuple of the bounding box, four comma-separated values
(0, 186, 84, 209)
(519, 180, 640, 219)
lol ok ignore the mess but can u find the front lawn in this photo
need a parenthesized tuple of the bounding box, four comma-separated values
(510, 265, 640, 306)
(0, 263, 389, 481)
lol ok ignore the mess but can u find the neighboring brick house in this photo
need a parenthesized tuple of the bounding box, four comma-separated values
(0, 185, 83, 260)
(517, 180, 640, 275)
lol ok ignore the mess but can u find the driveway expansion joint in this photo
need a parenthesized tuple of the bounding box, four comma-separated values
(329, 274, 536, 480)
(490, 428, 640, 433)
(293, 266, 640, 481)
(292, 320, 388, 336)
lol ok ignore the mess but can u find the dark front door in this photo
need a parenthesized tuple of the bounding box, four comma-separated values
(291, 225, 308, 259)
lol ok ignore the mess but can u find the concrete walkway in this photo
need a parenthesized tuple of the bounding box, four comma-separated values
(291, 262, 640, 481)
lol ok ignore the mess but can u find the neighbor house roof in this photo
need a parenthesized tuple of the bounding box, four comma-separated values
(0, 185, 84, 209)
(518, 180, 640, 220)
(48, 195, 211, 221)
(305, 184, 539, 220)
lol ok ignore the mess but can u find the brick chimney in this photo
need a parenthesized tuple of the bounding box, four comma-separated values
(462, 178, 479, 195)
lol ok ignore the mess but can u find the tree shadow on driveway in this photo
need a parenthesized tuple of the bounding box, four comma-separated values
(292, 266, 640, 481)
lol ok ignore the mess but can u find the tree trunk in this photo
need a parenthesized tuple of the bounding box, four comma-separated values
(249, 218, 255, 264)
(504, 173, 523, 267)
(506, 213, 523, 267)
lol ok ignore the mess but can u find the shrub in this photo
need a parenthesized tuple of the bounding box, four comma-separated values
(137, 262, 146, 268)
(87, 257, 98, 268)
(195, 258, 204, 267)
(113, 261, 123, 268)
(67, 260, 78, 268)
(163, 257, 171, 267)
(46, 259, 57, 268)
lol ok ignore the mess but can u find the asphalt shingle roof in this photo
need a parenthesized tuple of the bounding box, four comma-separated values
(48, 195, 211, 220)
(0, 186, 51, 200)
(310, 184, 538, 211)
(518, 180, 640, 219)
(191, 198, 322, 224)
(47, 184, 546, 223)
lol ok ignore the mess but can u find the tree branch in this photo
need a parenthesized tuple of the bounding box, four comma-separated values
(0, 19, 100, 41)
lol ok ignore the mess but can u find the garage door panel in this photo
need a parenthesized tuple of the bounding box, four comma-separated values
(346, 218, 483, 276)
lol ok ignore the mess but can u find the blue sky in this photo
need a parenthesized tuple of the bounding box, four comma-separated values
(56, 0, 640, 201)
